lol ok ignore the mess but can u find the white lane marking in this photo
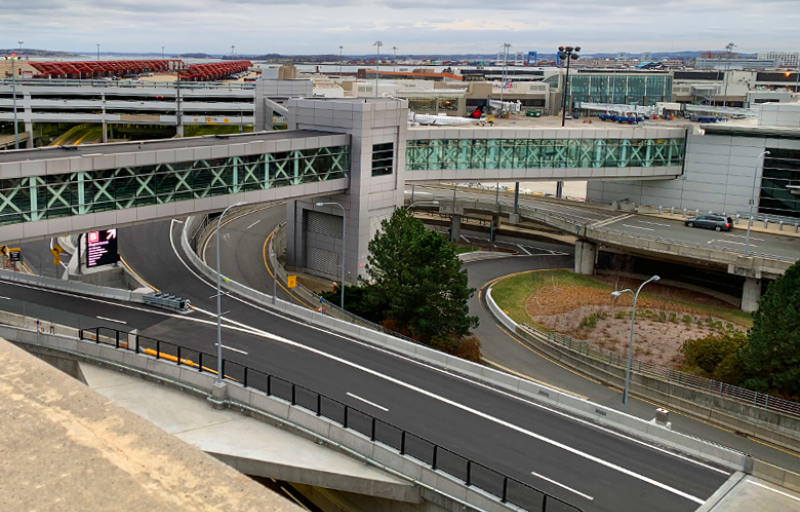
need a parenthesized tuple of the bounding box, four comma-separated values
(516, 244, 532, 255)
(622, 224, 655, 231)
(531, 471, 594, 501)
(635, 220, 671, 227)
(592, 214, 634, 228)
(747, 480, 800, 502)
(460, 235, 470, 244)
(215, 343, 248, 355)
(725, 234, 763, 241)
(0, 296, 10, 300)
(96, 316, 127, 325)
(247, 219, 262, 230)
(347, 392, 389, 412)
(714, 240, 755, 247)
(166, 220, 722, 498)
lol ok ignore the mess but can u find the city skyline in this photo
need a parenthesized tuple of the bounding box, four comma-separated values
(2, 0, 799, 55)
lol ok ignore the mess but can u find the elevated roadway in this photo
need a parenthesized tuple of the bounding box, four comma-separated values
(0, 218, 731, 512)
(202, 205, 800, 473)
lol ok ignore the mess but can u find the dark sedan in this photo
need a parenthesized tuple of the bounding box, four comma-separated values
(685, 214, 733, 232)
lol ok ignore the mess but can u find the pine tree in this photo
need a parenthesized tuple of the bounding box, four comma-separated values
(740, 262, 800, 399)
(363, 208, 478, 342)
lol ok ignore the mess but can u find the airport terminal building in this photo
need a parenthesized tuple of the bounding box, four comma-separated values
(586, 103, 800, 219)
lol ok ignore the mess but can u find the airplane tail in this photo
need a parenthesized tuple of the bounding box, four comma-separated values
(469, 104, 485, 119)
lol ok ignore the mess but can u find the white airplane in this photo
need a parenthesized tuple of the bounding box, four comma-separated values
(407, 111, 486, 126)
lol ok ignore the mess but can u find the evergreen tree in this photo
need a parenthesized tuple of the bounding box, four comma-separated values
(740, 262, 800, 399)
(363, 208, 478, 342)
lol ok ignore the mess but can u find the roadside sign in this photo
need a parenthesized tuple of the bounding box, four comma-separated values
(51, 243, 63, 256)
(86, 228, 119, 268)
(9, 248, 20, 262)
(287, 275, 297, 288)
(53, 255, 61, 266)
(0, 246, 7, 256)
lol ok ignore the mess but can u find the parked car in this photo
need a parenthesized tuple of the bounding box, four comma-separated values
(684, 215, 733, 232)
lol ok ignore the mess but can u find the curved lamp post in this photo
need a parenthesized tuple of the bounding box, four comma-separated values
(611, 274, 660, 413)
(216, 201, 246, 384)
(316, 202, 347, 309)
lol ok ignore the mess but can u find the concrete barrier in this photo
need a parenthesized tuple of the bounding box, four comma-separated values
(751, 459, 800, 494)
(0, 268, 144, 302)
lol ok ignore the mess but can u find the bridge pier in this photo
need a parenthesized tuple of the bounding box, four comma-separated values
(574, 240, 597, 275)
(741, 277, 762, 313)
(449, 214, 461, 242)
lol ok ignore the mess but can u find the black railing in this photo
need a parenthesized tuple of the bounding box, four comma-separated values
(79, 326, 583, 512)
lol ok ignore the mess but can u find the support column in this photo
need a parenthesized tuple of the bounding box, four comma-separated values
(574, 240, 597, 275)
(24, 122, 34, 148)
(509, 182, 521, 224)
(741, 277, 761, 313)
(450, 214, 462, 242)
(556, 181, 564, 198)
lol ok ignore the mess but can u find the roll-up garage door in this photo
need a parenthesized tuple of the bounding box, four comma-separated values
(305, 210, 343, 278)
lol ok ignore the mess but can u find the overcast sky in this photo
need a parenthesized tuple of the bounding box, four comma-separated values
(2, 0, 800, 56)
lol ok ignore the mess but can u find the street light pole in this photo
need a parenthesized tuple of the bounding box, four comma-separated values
(558, 45, 581, 127)
(722, 42, 735, 108)
(745, 150, 770, 257)
(4, 55, 20, 150)
(393, 46, 398, 73)
(316, 202, 347, 309)
(96, 44, 100, 61)
(612, 275, 660, 413)
(216, 201, 246, 384)
(18, 41, 23, 53)
(373, 41, 383, 97)
(162, 46, 165, 60)
(500, 43, 511, 103)
(339, 46, 344, 76)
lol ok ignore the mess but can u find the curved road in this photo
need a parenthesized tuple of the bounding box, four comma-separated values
(206, 207, 800, 473)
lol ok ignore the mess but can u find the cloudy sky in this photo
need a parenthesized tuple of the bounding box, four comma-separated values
(2, 0, 800, 56)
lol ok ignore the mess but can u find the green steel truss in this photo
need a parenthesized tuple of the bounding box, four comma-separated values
(0, 146, 350, 225)
(405, 138, 684, 172)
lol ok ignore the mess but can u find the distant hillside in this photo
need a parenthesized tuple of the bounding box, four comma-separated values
(1, 48, 78, 57)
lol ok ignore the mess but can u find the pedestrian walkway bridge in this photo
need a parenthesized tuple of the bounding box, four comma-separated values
(0, 119, 686, 243)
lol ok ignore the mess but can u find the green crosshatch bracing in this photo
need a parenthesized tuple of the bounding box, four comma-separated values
(0, 146, 350, 225)
(405, 138, 685, 171)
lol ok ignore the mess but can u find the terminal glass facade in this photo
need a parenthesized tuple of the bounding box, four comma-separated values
(0, 146, 350, 225)
(405, 138, 684, 171)
(544, 74, 673, 106)
(760, 149, 800, 218)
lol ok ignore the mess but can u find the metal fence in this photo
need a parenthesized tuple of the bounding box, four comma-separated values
(520, 323, 800, 418)
(79, 326, 583, 512)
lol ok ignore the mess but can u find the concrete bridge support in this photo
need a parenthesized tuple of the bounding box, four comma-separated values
(742, 277, 762, 313)
(449, 214, 461, 242)
(284, 98, 408, 283)
(574, 240, 597, 275)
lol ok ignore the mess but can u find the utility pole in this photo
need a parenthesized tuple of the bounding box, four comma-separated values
(500, 43, 511, 102)
(722, 42, 735, 107)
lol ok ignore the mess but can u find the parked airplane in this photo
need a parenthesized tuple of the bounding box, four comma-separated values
(407, 105, 487, 126)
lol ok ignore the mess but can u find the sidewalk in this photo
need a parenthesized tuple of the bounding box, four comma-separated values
(698, 473, 800, 512)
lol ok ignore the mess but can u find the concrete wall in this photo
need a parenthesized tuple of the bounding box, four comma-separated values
(587, 132, 769, 214)
(254, 78, 313, 130)
(286, 98, 408, 282)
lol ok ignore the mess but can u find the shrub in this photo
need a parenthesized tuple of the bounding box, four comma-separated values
(680, 331, 747, 379)
(669, 312, 678, 323)
(682, 315, 692, 324)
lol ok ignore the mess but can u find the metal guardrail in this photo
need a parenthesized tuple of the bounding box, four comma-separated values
(79, 326, 583, 512)
(520, 323, 800, 419)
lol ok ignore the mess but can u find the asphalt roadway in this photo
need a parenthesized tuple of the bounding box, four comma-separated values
(410, 185, 800, 262)
(202, 206, 800, 472)
(0, 218, 731, 512)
